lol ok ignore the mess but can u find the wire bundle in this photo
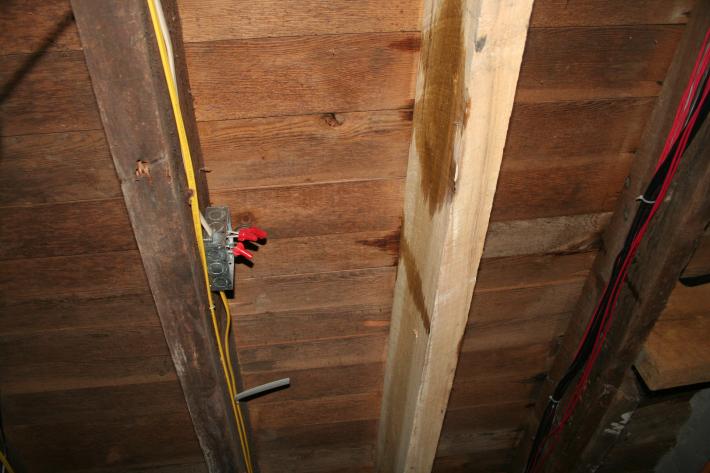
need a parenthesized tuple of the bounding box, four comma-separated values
(524, 28, 710, 473)
(145, 1, 254, 471)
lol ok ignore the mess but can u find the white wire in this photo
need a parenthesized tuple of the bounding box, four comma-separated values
(153, 0, 177, 95)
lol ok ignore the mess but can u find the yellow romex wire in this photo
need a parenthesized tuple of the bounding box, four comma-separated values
(145, 1, 253, 470)
(0, 450, 16, 473)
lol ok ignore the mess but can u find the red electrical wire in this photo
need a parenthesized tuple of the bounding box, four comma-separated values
(528, 28, 710, 473)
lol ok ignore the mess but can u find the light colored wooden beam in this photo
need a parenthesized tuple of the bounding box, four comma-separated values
(376, 1, 534, 471)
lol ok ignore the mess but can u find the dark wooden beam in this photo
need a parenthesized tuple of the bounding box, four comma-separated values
(514, 4, 710, 472)
(71, 1, 249, 471)
(573, 370, 642, 472)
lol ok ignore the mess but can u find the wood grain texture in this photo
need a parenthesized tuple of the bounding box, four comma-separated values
(571, 370, 642, 473)
(492, 153, 634, 222)
(238, 333, 388, 375)
(655, 279, 710, 321)
(463, 311, 570, 353)
(377, 1, 534, 471)
(0, 250, 148, 305)
(530, 0, 694, 27)
(0, 130, 120, 206)
(257, 446, 375, 473)
(71, 1, 248, 470)
(682, 231, 710, 278)
(214, 179, 404, 239)
(251, 392, 380, 431)
(455, 341, 556, 383)
(186, 17, 672, 468)
(491, 98, 654, 222)
(5, 412, 203, 472)
(505, 98, 655, 162)
(2, 381, 190, 427)
(442, 401, 535, 435)
(517, 26, 683, 102)
(253, 419, 378, 473)
(235, 306, 390, 348)
(469, 280, 586, 325)
(514, 3, 710, 469)
(130, 463, 209, 473)
(0, 3, 206, 473)
(635, 283, 710, 389)
(0, 354, 177, 396)
(484, 213, 611, 258)
(433, 448, 512, 473)
(177, 0, 422, 42)
(476, 252, 595, 292)
(0, 0, 81, 54)
(431, 271, 580, 433)
(445, 5, 691, 470)
(595, 389, 696, 473)
(1, 1, 692, 472)
(234, 230, 399, 279)
(200, 109, 411, 189)
(448, 374, 543, 410)
(243, 363, 384, 405)
(185, 32, 419, 122)
(438, 428, 523, 459)
(233, 267, 395, 316)
(0, 324, 169, 368)
(0, 199, 135, 260)
(256, 418, 378, 450)
(0, 50, 101, 136)
(0, 292, 157, 336)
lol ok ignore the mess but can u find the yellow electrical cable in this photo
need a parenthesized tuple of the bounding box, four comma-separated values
(221, 292, 253, 468)
(145, 2, 253, 471)
(222, 292, 238, 394)
(0, 450, 16, 473)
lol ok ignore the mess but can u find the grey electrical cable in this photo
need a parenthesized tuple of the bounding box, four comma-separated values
(236, 378, 291, 401)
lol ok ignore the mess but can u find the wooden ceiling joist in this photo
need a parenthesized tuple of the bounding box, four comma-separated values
(71, 1, 249, 471)
(376, 1, 534, 471)
(514, 3, 710, 472)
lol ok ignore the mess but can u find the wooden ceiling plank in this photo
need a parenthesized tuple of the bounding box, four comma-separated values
(375, 1, 534, 471)
(635, 282, 710, 390)
(70, 1, 248, 471)
(513, 4, 710, 472)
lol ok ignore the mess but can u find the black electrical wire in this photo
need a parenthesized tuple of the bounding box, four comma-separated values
(523, 69, 709, 473)
(679, 273, 710, 287)
(0, 396, 8, 465)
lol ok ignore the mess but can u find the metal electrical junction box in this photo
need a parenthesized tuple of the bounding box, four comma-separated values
(203, 206, 235, 292)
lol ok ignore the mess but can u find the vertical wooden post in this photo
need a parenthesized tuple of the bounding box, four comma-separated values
(71, 1, 249, 471)
(376, 1, 534, 471)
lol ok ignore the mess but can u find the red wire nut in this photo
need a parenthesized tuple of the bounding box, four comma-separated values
(232, 227, 267, 260)
(232, 242, 253, 260)
(236, 227, 268, 242)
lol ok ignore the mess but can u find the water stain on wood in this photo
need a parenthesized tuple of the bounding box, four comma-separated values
(358, 229, 401, 256)
(414, 0, 465, 216)
(400, 238, 431, 333)
(388, 35, 422, 52)
(400, 109, 414, 122)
